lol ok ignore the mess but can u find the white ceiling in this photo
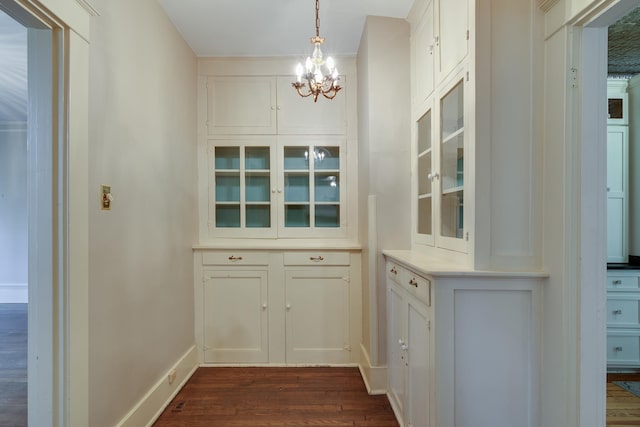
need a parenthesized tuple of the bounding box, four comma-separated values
(156, 0, 414, 57)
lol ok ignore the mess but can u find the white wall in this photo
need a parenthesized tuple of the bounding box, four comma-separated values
(357, 17, 411, 366)
(87, 0, 197, 425)
(0, 123, 28, 288)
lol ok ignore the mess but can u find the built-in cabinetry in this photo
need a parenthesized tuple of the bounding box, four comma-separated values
(607, 270, 640, 369)
(194, 249, 361, 365)
(384, 251, 544, 427)
(195, 59, 359, 367)
(607, 80, 629, 263)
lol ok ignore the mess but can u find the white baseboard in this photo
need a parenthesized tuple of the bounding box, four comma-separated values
(116, 345, 199, 427)
(0, 283, 28, 303)
(358, 343, 387, 395)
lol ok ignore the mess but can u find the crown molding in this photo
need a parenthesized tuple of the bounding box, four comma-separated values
(538, 0, 561, 12)
(74, 0, 98, 16)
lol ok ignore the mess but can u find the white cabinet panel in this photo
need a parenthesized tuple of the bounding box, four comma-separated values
(607, 295, 640, 328)
(607, 270, 640, 369)
(285, 268, 350, 364)
(276, 76, 346, 135)
(203, 270, 269, 363)
(608, 332, 640, 366)
(413, 1, 435, 107)
(437, 0, 468, 79)
(607, 125, 629, 263)
(387, 282, 407, 423)
(406, 297, 430, 427)
(207, 76, 277, 135)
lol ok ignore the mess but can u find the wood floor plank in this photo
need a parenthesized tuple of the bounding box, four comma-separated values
(153, 367, 399, 427)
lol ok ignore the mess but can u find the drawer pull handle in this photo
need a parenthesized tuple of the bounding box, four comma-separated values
(613, 309, 623, 315)
(228, 256, 243, 261)
(614, 346, 624, 352)
(310, 256, 324, 262)
(613, 280, 622, 285)
(390, 267, 398, 275)
(409, 278, 418, 288)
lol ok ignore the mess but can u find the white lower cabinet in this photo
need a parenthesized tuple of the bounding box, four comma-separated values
(203, 270, 269, 363)
(285, 268, 351, 364)
(607, 270, 640, 369)
(387, 262, 431, 427)
(384, 251, 543, 427)
(195, 249, 360, 365)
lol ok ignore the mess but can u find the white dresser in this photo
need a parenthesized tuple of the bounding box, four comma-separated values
(607, 269, 640, 370)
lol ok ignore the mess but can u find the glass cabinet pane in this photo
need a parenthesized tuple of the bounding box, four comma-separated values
(246, 205, 270, 228)
(216, 205, 240, 228)
(246, 173, 270, 202)
(314, 146, 340, 170)
(440, 80, 464, 240)
(215, 147, 240, 169)
(285, 205, 310, 227)
(285, 173, 310, 202)
(284, 147, 310, 170)
(315, 173, 339, 202)
(315, 205, 340, 227)
(215, 173, 240, 202)
(417, 110, 433, 238)
(245, 147, 270, 170)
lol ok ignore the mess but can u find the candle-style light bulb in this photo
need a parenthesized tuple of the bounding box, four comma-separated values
(295, 63, 304, 82)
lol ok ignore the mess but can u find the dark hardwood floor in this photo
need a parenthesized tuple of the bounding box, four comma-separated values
(153, 367, 399, 427)
(0, 303, 27, 427)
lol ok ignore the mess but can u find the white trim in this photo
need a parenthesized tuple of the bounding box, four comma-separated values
(0, 283, 28, 303)
(116, 345, 199, 427)
(358, 343, 387, 395)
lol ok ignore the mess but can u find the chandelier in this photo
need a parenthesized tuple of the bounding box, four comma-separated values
(292, 0, 341, 102)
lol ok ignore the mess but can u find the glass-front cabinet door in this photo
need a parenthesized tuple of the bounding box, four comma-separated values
(416, 109, 434, 245)
(278, 139, 344, 238)
(438, 78, 465, 250)
(210, 140, 277, 237)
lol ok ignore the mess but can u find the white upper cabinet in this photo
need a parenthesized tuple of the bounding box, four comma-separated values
(437, 0, 468, 79)
(276, 76, 346, 135)
(207, 76, 277, 135)
(412, 1, 435, 108)
(207, 76, 346, 136)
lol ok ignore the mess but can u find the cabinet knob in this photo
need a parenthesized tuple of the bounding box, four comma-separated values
(613, 309, 623, 315)
(286, 304, 291, 310)
(614, 346, 624, 352)
(398, 340, 408, 351)
(612, 280, 622, 285)
(262, 303, 268, 310)
(427, 172, 439, 181)
(390, 267, 397, 275)
(409, 278, 418, 288)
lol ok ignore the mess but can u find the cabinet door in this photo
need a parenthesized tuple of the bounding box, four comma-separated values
(607, 126, 628, 263)
(416, 107, 434, 246)
(207, 76, 277, 135)
(436, 75, 467, 253)
(203, 270, 269, 363)
(413, 1, 435, 107)
(406, 296, 430, 427)
(387, 282, 406, 422)
(277, 138, 346, 238)
(437, 0, 468, 79)
(284, 268, 350, 363)
(276, 76, 346, 135)
(209, 140, 277, 238)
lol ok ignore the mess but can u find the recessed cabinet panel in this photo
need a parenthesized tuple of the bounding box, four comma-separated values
(207, 77, 277, 135)
(413, 1, 435, 105)
(607, 126, 628, 263)
(203, 271, 269, 363)
(276, 76, 346, 135)
(407, 298, 430, 427)
(438, 0, 468, 79)
(285, 269, 351, 364)
(416, 110, 434, 243)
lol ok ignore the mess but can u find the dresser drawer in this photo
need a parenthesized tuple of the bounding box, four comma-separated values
(607, 275, 640, 290)
(283, 252, 350, 266)
(202, 252, 270, 266)
(404, 272, 431, 306)
(607, 295, 640, 327)
(607, 333, 640, 365)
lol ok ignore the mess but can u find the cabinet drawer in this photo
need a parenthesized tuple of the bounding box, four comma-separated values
(607, 275, 640, 290)
(404, 272, 431, 307)
(202, 252, 270, 266)
(607, 295, 640, 327)
(607, 333, 640, 364)
(387, 262, 402, 284)
(283, 252, 350, 266)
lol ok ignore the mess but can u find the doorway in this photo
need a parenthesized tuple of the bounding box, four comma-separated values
(0, 1, 56, 425)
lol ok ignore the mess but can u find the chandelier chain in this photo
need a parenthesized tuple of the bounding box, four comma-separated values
(315, 0, 320, 37)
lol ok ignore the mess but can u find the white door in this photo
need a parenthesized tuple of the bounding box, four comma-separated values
(406, 296, 430, 427)
(387, 282, 406, 421)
